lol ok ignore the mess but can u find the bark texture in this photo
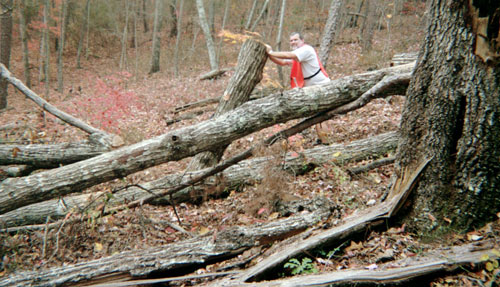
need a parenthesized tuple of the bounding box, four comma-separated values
(0, 63, 413, 215)
(188, 39, 267, 171)
(319, 0, 343, 67)
(0, 0, 13, 109)
(0, 202, 334, 287)
(396, 0, 500, 235)
(0, 132, 398, 228)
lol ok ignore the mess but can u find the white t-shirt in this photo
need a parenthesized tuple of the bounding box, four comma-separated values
(292, 44, 330, 86)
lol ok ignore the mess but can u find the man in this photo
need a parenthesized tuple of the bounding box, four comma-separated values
(266, 32, 330, 88)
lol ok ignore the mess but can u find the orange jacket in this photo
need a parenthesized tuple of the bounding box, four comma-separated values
(290, 52, 328, 88)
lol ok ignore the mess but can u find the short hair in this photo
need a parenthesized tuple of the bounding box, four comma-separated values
(289, 32, 303, 40)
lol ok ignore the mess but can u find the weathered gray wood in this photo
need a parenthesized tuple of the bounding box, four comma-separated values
(198, 67, 233, 80)
(0, 202, 334, 287)
(210, 239, 499, 286)
(0, 132, 398, 228)
(0, 142, 110, 167)
(0, 63, 414, 215)
(390, 52, 418, 66)
(188, 39, 267, 170)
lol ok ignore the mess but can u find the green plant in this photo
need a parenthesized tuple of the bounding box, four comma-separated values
(284, 257, 318, 275)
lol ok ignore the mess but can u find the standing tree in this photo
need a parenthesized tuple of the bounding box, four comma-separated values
(360, 0, 376, 54)
(318, 0, 343, 68)
(76, 0, 91, 69)
(57, 0, 68, 93)
(149, 0, 163, 74)
(42, 0, 50, 98)
(120, 0, 130, 70)
(245, 0, 258, 31)
(196, 0, 218, 71)
(395, 0, 500, 236)
(18, 0, 31, 88)
(0, 0, 13, 109)
(173, 0, 184, 77)
(275, 0, 286, 85)
(249, 0, 269, 32)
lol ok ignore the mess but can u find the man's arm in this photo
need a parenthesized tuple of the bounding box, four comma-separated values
(265, 44, 297, 66)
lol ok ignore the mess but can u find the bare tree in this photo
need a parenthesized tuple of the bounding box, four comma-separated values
(149, 0, 163, 74)
(120, 0, 130, 70)
(42, 0, 50, 98)
(360, 0, 377, 53)
(0, 0, 13, 109)
(174, 0, 184, 77)
(142, 0, 148, 32)
(319, 0, 343, 67)
(250, 0, 269, 32)
(276, 0, 287, 85)
(18, 0, 31, 88)
(196, 0, 218, 71)
(76, 0, 91, 69)
(57, 0, 68, 93)
(245, 0, 258, 30)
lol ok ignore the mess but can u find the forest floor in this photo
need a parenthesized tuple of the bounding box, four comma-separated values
(1, 11, 500, 286)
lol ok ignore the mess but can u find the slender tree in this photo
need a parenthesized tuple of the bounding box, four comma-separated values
(18, 0, 31, 88)
(245, 0, 258, 30)
(0, 0, 13, 109)
(57, 0, 68, 93)
(360, 0, 377, 53)
(395, 0, 500, 236)
(216, 0, 230, 66)
(249, 0, 269, 32)
(196, 0, 218, 71)
(275, 0, 286, 85)
(173, 0, 184, 77)
(318, 0, 343, 67)
(120, 0, 130, 70)
(142, 0, 148, 32)
(43, 0, 50, 98)
(76, 0, 90, 69)
(149, 0, 163, 74)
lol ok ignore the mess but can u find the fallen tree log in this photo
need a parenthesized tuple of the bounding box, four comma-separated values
(0, 64, 122, 148)
(0, 131, 398, 229)
(198, 67, 234, 80)
(0, 142, 110, 167)
(0, 199, 335, 287)
(0, 63, 414, 215)
(209, 239, 499, 286)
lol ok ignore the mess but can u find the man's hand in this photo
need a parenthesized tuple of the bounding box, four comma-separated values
(264, 44, 272, 54)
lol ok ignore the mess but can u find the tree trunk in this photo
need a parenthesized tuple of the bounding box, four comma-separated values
(173, 0, 184, 77)
(395, 0, 500, 236)
(76, 0, 91, 69)
(276, 0, 286, 86)
(216, 0, 230, 66)
(360, 0, 377, 54)
(250, 0, 269, 32)
(0, 204, 333, 286)
(142, 0, 148, 32)
(245, 0, 258, 30)
(169, 0, 177, 38)
(56, 0, 68, 93)
(43, 0, 50, 98)
(0, 63, 414, 215)
(120, 0, 130, 70)
(18, 0, 31, 88)
(149, 0, 162, 74)
(187, 39, 267, 171)
(196, 0, 218, 71)
(0, 0, 13, 110)
(319, 0, 343, 67)
(0, 132, 398, 228)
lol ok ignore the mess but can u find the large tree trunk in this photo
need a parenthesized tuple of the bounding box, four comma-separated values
(0, 0, 13, 109)
(0, 203, 334, 286)
(187, 39, 267, 171)
(395, 0, 500, 236)
(0, 63, 413, 215)
(0, 132, 398, 228)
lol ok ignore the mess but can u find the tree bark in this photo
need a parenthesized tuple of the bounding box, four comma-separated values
(149, 0, 162, 74)
(0, 0, 13, 109)
(56, 0, 68, 93)
(18, 0, 31, 88)
(0, 142, 110, 168)
(319, 0, 343, 67)
(0, 132, 398, 228)
(395, 0, 500, 236)
(0, 203, 334, 286)
(196, 0, 218, 71)
(0, 63, 413, 215)
(187, 39, 267, 171)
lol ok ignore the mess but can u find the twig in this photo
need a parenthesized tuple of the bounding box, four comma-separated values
(42, 216, 51, 259)
(49, 213, 71, 260)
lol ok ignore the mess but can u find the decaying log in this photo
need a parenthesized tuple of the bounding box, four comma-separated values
(390, 52, 419, 66)
(0, 142, 110, 167)
(0, 64, 122, 148)
(0, 132, 398, 228)
(0, 63, 414, 215)
(348, 155, 396, 175)
(188, 39, 267, 171)
(0, 199, 334, 287)
(210, 239, 499, 286)
(0, 165, 34, 178)
(198, 67, 234, 80)
(234, 158, 432, 283)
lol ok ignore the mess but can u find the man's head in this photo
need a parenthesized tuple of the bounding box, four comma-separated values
(289, 32, 304, 50)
